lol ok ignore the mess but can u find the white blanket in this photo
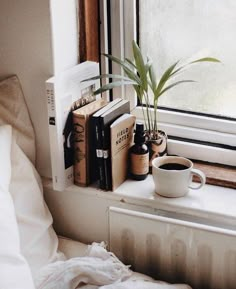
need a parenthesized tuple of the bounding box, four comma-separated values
(35, 242, 192, 289)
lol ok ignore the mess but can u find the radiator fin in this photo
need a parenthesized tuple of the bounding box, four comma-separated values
(146, 234, 161, 278)
(170, 238, 187, 283)
(224, 250, 236, 289)
(196, 245, 212, 289)
(121, 229, 135, 266)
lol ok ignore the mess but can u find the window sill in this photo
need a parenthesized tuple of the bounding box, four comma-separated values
(43, 175, 236, 232)
(115, 175, 236, 229)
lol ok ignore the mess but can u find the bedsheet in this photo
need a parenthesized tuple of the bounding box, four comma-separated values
(35, 241, 192, 289)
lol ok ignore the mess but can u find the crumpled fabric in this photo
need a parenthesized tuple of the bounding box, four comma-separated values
(35, 242, 131, 289)
(35, 242, 192, 289)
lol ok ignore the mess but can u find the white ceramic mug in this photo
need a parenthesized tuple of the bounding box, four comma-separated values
(152, 156, 206, 198)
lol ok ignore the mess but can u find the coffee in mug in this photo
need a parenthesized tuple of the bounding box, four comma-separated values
(152, 156, 206, 198)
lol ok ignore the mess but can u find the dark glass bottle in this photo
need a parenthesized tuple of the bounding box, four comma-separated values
(129, 122, 149, 180)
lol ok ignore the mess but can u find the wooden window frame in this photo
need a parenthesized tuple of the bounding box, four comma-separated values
(78, 0, 99, 62)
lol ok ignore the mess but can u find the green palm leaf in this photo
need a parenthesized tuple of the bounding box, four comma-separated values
(82, 73, 134, 82)
(154, 61, 179, 100)
(191, 57, 221, 64)
(158, 80, 195, 98)
(145, 57, 153, 73)
(134, 84, 144, 102)
(132, 40, 148, 91)
(125, 58, 137, 69)
(171, 57, 221, 77)
(149, 65, 157, 92)
(103, 53, 141, 85)
(92, 80, 137, 95)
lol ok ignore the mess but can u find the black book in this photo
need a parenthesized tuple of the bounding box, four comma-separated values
(100, 99, 130, 190)
(90, 98, 122, 188)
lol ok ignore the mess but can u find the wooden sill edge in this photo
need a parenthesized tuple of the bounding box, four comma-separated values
(192, 161, 236, 189)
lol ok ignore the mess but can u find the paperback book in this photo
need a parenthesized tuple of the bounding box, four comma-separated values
(46, 61, 100, 191)
(73, 98, 107, 186)
(91, 98, 123, 188)
(110, 113, 136, 190)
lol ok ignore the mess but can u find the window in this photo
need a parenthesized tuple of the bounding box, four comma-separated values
(100, 0, 236, 166)
(139, 0, 236, 119)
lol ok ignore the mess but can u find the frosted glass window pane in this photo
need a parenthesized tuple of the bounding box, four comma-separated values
(139, 0, 236, 118)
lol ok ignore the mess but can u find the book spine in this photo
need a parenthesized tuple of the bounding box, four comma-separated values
(73, 114, 87, 186)
(93, 116, 106, 189)
(89, 116, 97, 183)
(101, 123, 112, 190)
(46, 81, 61, 190)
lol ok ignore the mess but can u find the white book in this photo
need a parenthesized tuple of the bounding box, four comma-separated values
(46, 61, 100, 191)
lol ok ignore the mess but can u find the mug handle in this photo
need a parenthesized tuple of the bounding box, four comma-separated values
(189, 168, 206, 190)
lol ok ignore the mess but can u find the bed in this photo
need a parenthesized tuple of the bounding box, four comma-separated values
(0, 75, 191, 289)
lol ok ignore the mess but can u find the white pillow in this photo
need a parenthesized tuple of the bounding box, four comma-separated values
(9, 133, 64, 279)
(0, 75, 36, 164)
(0, 125, 35, 289)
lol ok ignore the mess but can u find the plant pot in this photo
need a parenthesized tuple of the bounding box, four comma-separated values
(146, 130, 168, 173)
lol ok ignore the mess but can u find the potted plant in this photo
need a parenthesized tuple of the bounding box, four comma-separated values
(88, 40, 220, 170)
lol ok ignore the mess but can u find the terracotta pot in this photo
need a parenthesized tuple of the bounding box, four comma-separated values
(146, 130, 168, 173)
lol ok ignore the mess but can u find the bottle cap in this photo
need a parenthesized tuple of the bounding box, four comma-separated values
(135, 122, 144, 133)
(134, 122, 145, 143)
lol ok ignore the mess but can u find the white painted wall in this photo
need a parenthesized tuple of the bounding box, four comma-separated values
(0, 0, 78, 177)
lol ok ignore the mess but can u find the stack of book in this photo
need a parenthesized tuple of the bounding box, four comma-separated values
(73, 98, 136, 191)
(46, 61, 136, 191)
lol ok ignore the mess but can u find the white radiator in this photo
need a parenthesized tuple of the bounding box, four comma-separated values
(109, 207, 236, 289)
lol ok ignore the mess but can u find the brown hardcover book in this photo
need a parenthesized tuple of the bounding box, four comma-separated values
(73, 98, 107, 186)
(110, 113, 136, 190)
